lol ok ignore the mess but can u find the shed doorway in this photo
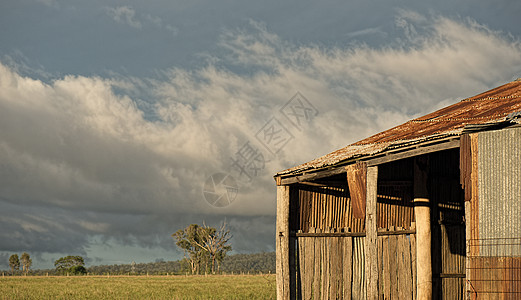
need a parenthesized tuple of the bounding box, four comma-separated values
(429, 149, 466, 299)
(378, 148, 465, 299)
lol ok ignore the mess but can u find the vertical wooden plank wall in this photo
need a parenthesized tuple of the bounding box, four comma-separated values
(288, 158, 426, 299)
(296, 184, 365, 233)
(377, 183, 414, 230)
(377, 233, 417, 300)
(277, 185, 290, 300)
(295, 232, 417, 299)
(343, 236, 353, 299)
(295, 234, 366, 299)
(366, 166, 379, 299)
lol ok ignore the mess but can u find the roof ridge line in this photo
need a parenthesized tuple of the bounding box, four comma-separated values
(409, 113, 507, 123)
(461, 94, 520, 102)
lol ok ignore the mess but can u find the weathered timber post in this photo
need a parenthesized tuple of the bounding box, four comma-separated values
(347, 162, 378, 299)
(276, 185, 291, 300)
(460, 133, 478, 300)
(366, 166, 379, 299)
(414, 156, 432, 300)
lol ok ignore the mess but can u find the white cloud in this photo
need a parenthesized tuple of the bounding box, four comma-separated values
(106, 6, 142, 29)
(165, 24, 179, 37)
(1, 13, 521, 265)
(105, 6, 179, 37)
(345, 27, 386, 39)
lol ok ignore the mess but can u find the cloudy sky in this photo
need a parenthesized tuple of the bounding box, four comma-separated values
(1, 1, 520, 269)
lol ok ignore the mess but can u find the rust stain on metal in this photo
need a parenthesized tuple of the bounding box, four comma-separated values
(459, 134, 472, 202)
(276, 79, 521, 177)
(346, 162, 367, 219)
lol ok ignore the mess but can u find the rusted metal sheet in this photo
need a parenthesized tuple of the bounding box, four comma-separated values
(346, 162, 367, 219)
(468, 239, 521, 298)
(460, 134, 472, 202)
(276, 79, 521, 178)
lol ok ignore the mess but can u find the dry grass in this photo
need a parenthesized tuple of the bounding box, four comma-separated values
(0, 274, 276, 299)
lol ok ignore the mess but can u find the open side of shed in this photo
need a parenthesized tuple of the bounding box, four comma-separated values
(274, 79, 521, 300)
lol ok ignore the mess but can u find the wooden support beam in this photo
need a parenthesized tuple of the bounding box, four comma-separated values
(365, 166, 379, 299)
(276, 138, 459, 186)
(414, 156, 432, 300)
(297, 181, 328, 187)
(278, 166, 348, 186)
(276, 185, 291, 300)
(366, 138, 459, 166)
(293, 229, 415, 237)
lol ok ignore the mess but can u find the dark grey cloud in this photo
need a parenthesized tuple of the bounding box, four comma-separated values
(1, 5, 521, 269)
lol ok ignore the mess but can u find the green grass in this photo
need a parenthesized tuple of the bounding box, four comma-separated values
(0, 274, 276, 299)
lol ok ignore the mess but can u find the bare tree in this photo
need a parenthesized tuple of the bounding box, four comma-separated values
(172, 224, 206, 275)
(131, 261, 136, 274)
(193, 222, 232, 274)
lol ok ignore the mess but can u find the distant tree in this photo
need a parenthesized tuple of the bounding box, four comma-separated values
(172, 224, 207, 274)
(54, 256, 85, 274)
(20, 252, 32, 274)
(9, 254, 20, 273)
(69, 265, 87, 275)
(193, 222, 232, 274)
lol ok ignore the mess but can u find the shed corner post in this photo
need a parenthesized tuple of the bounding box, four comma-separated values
(413, 156, 432, 300)
(276, 184, 291, 300)
(366, 165, 379, 299)
(461, 132, 478, 300)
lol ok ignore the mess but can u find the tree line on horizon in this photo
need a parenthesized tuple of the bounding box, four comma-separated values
(87, 252, 275, 275)
(5, 254, 87, 276)
(3, 223, 274, 276)
(3, 252, 275, 276)
(8, 253, 32, 275)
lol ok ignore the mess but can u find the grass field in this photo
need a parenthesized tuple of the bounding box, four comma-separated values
(0, 274, 276, 299)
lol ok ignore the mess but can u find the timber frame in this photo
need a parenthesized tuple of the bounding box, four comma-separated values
(277, 137, 460, 186)
(275, 136, 466, 300)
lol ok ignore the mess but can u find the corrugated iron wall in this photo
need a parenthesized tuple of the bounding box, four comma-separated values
(467, 127, 521, 298)
(478, 127, 521, 248)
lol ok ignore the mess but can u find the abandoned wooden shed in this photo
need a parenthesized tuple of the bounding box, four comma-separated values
(274, 79, 521, 300)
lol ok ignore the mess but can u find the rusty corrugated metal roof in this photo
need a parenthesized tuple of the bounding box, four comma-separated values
(276, 79, 521, 177)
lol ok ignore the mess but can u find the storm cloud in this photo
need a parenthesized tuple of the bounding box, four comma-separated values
(1, 11, 520, 268)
